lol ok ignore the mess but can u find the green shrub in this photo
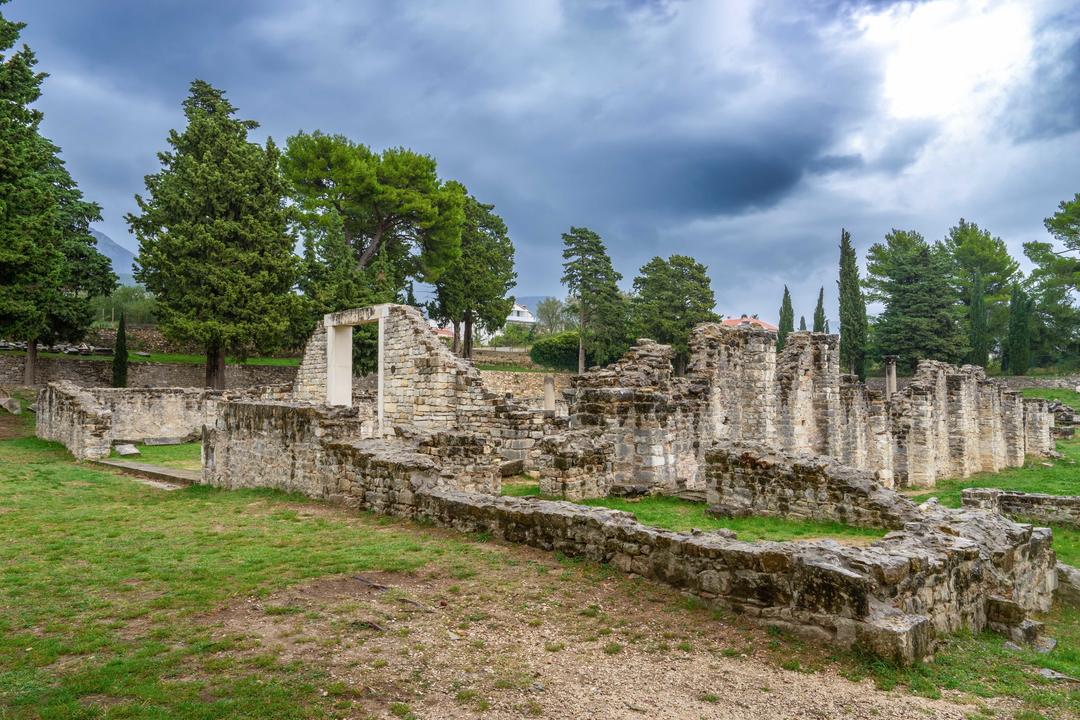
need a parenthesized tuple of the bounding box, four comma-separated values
(529, 330, 583, 371)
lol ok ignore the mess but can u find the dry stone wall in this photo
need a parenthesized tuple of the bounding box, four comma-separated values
(0, 355, 295, 389)
(963, 488, 1080, 529)
(36, 381, 292, 460)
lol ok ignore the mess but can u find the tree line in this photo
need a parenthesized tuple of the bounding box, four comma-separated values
(775, 215, 1080, 379)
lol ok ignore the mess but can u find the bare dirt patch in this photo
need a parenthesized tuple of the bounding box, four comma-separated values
(190, 545, 991, 720)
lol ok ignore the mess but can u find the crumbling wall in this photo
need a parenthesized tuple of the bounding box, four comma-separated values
(35, 382, 233, 459)
(963, 488, 1080, 529)
(774, 333, 842, 457)
(705, 442, 917, 529)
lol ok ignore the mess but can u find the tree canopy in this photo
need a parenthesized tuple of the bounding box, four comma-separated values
(630, 254, 718, 372)
(281, 131, 465, 286)
(128, 80, 300, 388)
(561, 226, 627, 372)
(0, 2, 114, 382)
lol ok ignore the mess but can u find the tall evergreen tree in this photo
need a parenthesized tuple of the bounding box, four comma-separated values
(837, 228, 868, 379)
(865, 230, 967, 370)
(429, 193, 516, 359)
(799, 315, 807, 331)
(1004, 284, 1032, 376)
(630, 255, 718, 373)
(0, 3, 115, 383)
(777, 286, 794, 350)
(812, 287, 826, 332)
(112, 312, 128, 388)
(967, 271, 989, 367)
(128, 80, 300, 389)
(561, 227, 627, 372)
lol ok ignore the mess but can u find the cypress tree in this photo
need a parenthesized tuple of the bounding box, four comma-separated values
(838, 228, 868, 379)
(799, 315, 807, 331)
(967, 271, 989, 368)
(777, 286, 794, 350)
(112, 312, 128, 388)
(1005, 285, 1031, 376)
(812, 287, 826, 332)
(128, 80, 300, 389)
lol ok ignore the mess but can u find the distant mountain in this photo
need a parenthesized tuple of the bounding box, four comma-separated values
(91, 230, 137, 286)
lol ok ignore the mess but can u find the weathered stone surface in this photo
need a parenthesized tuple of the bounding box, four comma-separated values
(0, 396, 20, 415)
(1058, 563, 1080, 606)
(963, 487, 1080, 529)
(114, 443, 140, 456)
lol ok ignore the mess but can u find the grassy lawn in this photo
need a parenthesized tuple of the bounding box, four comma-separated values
(110, 442, 202, 471)
(499, 480, 885, 543)
(0, 350, 299, 366)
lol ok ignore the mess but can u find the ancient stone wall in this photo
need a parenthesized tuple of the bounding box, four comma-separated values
(775, 333, 842, 457)
(705, 442, 917, 529)
(963, 488, 1080, 529)
(0, 355, 295, 389)
(479, 370, 572, 410)
(35, 382, 233, 459)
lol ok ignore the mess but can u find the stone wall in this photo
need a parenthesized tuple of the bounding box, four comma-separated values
(539, 325, 1055, 496)
(0, 354, 296, 389)
(705, 442, 917, 529)
(479, 370, 572, 409)
(963, 488, 1080, 529)
(36, 382, 221, 459)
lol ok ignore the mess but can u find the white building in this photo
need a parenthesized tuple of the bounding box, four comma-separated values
(505, 302, 536, 327)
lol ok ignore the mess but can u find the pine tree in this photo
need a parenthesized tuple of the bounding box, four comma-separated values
(630, 255, 718, 373)
(112, 312, 128, 388)
(812, 287, 826, 332)
(777, 286, 794, 350)
(128, 81, 300, 389)
(0, 3, 115, 383)
(967, 271, 989, 367)
(837, 228, 868, 379)
(799, 315, 807, 331)
(1005, 284, 1031, 375)
(429, 193, 516, 359)
(865, 230, 968, 370)
(561, 227, 627, 372)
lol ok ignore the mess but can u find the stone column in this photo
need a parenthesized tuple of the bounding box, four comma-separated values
(543, 374, 556, 414)
(884, 356, 898, 399)
(377, 315, 385, 435)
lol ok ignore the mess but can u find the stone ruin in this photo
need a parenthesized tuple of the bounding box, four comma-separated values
(34, 303, 1067, 663)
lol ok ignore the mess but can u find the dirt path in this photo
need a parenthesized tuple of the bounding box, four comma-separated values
(191, 547, 992, 720)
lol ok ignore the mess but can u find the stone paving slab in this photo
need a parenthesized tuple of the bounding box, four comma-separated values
(90, 459, 199, 488)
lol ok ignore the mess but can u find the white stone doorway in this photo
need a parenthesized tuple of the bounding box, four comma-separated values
(324, 304, 390, 435)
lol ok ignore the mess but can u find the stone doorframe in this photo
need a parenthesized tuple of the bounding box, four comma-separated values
(325, 304, 390, 434)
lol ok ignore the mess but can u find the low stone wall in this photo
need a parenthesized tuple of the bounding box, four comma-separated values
(36, 381, 293, 460)
(0, 355, 296, 389)
(479, 370, 572, 408)
(705, 442, 917, 529)
(963, 488, 1080, 529)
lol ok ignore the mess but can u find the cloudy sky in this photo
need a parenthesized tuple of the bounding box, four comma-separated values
(10, 0, 1080, 323)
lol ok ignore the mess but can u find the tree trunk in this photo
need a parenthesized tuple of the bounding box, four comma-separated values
(452, 321, 460, 355)
(206, 344, 227, 390)
(463, 312, 474, 359)
(23, 339, 37, 386)
(577, 308, 586, 374)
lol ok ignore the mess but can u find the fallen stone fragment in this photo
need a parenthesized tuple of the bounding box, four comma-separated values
(1034, 636, 1057, 654)
(1037, 667, 1078, 682)
(143, 437, 186, 446)
(114, 444, 140, 457)
(0, 397, 21, 415)
(1057, 563, 1080, 606)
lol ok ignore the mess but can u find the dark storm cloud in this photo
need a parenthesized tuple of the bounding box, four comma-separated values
(7, 0, 1075, 323)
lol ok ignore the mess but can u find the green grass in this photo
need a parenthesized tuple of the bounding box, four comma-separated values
(111, 442, 202, 471)
(500, 478, 542, 497)
(0, 350, 299, 366)
(0, 431, 486, 718)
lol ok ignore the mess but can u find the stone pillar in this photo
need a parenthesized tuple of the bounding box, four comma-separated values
(543, 374, 556, 414)
(377, 315, 385, 435)
(326, 324, 353, 406)
(884, 356, 898, 399)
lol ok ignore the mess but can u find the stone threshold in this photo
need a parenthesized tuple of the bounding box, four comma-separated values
(90, 459, 200, 488)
